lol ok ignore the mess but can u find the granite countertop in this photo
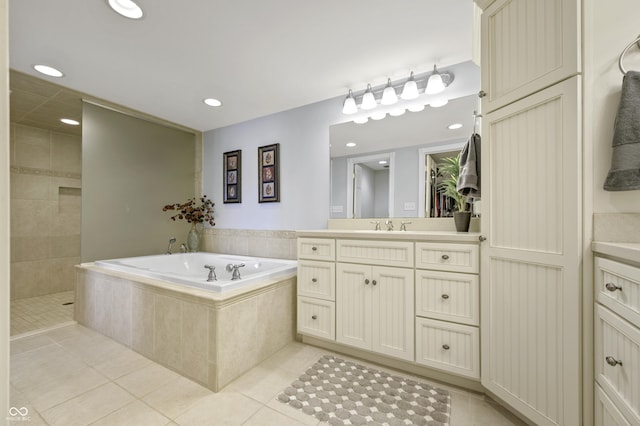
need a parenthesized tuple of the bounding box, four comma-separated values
(591, 241, 640, 265)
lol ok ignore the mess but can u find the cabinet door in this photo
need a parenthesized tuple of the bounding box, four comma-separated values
(481, 0, 580, 113)
(336, 263, 371, 350)
(480, 77, 581, 426)
(371, 266, 414, 361)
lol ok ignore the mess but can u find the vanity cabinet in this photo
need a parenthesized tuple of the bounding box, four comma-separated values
(593, 254, 640, 426)
(415, 243, 480, 379)
(296, 238, 336, 340)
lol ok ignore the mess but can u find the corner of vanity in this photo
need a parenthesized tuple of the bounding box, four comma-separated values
(295, 228, 484, 392)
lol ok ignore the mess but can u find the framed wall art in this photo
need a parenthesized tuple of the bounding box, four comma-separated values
(258, 143, 280, 203)
(223, 150, 241, 203)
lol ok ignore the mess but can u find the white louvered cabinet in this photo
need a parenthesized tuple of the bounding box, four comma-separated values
(593, 254, 640, 426)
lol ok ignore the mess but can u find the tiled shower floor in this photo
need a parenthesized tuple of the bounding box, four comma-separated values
(10, 291, 75, 336)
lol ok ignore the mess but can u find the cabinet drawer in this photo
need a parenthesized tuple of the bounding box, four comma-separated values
(297, 297, 335, 341)
(298, 238, 335, 261)
(596, 257, 640, 327)
(415, 243, 478, 273)
(298, 260, 335, 301)
(415, 270, 479, 326)
(415, 317, 479, 379)
(595, 305, 640, 425)
(336, 239, 414, 268)
(595, 384, 632, 426)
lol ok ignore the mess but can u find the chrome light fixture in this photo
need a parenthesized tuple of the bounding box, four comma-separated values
(380, 78, 398, 105)
(342, 90, 358, 115)
(401, 72, 419, 100)
(361, 84, 377, 110)
(425, 64, 454, 95)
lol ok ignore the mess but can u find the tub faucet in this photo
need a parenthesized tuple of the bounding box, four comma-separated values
(400, 221, 412, 231)
(385, 220, 394, 231)
(226, 263, 245, 280)
(204, 265, 217, 282)
(370, 220, 381, 231)
(166, 237, 177, 254)
(179, 244, 187, 253)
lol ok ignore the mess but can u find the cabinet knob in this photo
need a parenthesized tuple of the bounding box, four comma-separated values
(441, 294, 450, 300)
(605, 356, 622, 367)
(478, 90, 486, 98)
(311, 278, 318, 283)
(372, 280, 377, 286)
(311, 246, 317, 251)
(442, 344, 450, 350)
(479, 235, 487, 242)
(311, 315, 318, 320)
(364, 279, 370, 285)
(441, 254, 450, 260)
(605, 282, 622, 292)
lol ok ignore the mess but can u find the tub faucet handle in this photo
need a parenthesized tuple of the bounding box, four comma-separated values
(225, 263, 245, 280)
(204, 265, 217, 282)
(167, 237, 177, 254)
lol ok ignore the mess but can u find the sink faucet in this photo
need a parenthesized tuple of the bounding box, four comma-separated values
(370, 220, 381, 231)
(226, 263, 246, 280)
(400, 221, 412, 231)
(166, 237, 176, 254)
(385, 220, 394, 231)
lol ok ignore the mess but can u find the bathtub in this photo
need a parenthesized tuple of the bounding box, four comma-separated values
(95, 252, 297, 292)
(75, 252, 298, 391)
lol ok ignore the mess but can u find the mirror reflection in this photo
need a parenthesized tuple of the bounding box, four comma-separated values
(330, 94, 479, 219)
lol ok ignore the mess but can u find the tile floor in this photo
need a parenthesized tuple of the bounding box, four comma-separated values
(10, 323, 526, 426)
(10, 291, 75, 336)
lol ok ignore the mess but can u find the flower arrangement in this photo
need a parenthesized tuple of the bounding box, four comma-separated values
(163, 196, 215, 226)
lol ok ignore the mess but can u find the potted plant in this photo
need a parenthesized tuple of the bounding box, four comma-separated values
(163, 196, 215, 251)
(437, 153, 471, 232)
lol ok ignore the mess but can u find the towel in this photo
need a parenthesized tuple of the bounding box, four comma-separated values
(457, 133, 481, 198)
(604, 70, 640, 191)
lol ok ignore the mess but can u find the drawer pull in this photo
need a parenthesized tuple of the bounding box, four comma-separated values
(311, 315, 318, 320)
(441, 254, 450, 260)
(442, 344, 450, 350)
(364, 279, 370, 285)
(605, 356, 623, 367)
(311, 278, 318, 283)
(311, 246, 317, 251)
(605, 282, 622, 292)
(372, 280, 377, 286)
(441, 294, 450, 300)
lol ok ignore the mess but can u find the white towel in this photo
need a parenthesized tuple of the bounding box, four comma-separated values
(457, 133, 481, 198)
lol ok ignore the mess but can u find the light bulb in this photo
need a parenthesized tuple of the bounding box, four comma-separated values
(429, 99, 449, 108)
(342, 90, 357, 114)
(401, 72, 419, 100)
(380, 78, 398, 105)
(361, 84, 377, 110)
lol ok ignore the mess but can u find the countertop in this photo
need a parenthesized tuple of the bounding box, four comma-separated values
(592, 241, 640, 265)
(297, 229, 483, 243)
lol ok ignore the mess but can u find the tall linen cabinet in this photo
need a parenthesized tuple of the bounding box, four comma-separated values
(477, 0, 583, 425)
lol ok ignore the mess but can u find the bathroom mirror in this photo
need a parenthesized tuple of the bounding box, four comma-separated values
(330, 93, 479, 219)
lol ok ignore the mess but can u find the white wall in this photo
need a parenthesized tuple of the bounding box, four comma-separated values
(203, 98, 343, 230)
(586, 0, 640, 213)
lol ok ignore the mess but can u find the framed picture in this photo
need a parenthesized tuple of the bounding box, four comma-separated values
(223, 150, 241, 203)
(258, 143, 280, 203)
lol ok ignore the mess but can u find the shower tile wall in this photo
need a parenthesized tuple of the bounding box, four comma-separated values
(10, 123, 82, 300)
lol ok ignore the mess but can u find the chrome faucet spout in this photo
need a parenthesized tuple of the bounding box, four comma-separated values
(167, 237, 177, 254)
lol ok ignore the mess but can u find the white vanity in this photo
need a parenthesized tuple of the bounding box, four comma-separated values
(296, 227, 482, 389)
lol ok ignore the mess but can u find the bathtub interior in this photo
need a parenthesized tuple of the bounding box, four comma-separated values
(94, 252, 297, 292)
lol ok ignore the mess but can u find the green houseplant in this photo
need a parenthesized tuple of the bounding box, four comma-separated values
(437, 153, 471, 232)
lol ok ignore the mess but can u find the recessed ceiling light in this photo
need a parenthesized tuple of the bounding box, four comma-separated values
(108, 0, 144, 19)
(448, 123, 463, 130)
(60, 118, 80, 126)
(346, 142, 357, 147)
(378, 160, 388, 165)
(203, 98, 222, 107)
(33, 65, 64, 77)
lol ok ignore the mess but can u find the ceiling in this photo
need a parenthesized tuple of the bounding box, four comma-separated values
(9, 0, 476, 133)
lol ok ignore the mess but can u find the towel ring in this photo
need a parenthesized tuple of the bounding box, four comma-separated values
(618, 35, 640, 75)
